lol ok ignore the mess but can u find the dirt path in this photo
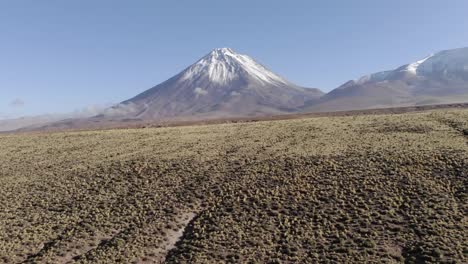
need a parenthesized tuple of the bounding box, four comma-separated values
(137, 212, 196, 264)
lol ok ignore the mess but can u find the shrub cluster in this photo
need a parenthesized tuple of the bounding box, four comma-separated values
(0, 108, 466, 263)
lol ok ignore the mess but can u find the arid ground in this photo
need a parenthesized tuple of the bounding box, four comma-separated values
(0, 108, 466, 263)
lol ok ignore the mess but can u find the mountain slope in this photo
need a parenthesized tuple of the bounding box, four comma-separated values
(304, 47, 468, 112)
(105, 48, 323, 120)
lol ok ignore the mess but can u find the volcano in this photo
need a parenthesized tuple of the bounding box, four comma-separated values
(104, 48, 323, 120)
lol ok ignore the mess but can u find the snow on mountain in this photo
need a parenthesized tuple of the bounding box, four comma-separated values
(105, 47, 323, 120)
(180, 48, 289, 85)
(355, 70, 392, 85)
(354, 47, 468, 85)
(305, 46, 468, 113)
(417, 47, 468, 76)
(354, 56, 433, 85)
(404, 55, 433, 74)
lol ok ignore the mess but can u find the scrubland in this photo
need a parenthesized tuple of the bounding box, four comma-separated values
(0, 109, 466, 263)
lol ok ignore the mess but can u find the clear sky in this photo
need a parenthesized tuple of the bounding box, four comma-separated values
(1, 0, 468, 118)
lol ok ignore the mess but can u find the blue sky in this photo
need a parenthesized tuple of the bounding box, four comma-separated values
(1, 0, 468, 118)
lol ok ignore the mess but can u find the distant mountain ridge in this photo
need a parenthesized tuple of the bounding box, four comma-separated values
(304, 47, 468, 112)
(7, 46, 468, 132)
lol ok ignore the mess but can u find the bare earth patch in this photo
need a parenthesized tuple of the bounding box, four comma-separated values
(135, 212, 196, 264)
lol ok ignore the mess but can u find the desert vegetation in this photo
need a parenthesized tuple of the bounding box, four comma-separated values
(0, 108, 466, 263)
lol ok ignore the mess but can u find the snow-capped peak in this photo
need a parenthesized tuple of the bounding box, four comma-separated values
(403, 54, 434, 74)
(213, 47, 235, 54)
(353, 53, 436, 85)
(417, 47, 468, 75)
(180, 48, 289, 85)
